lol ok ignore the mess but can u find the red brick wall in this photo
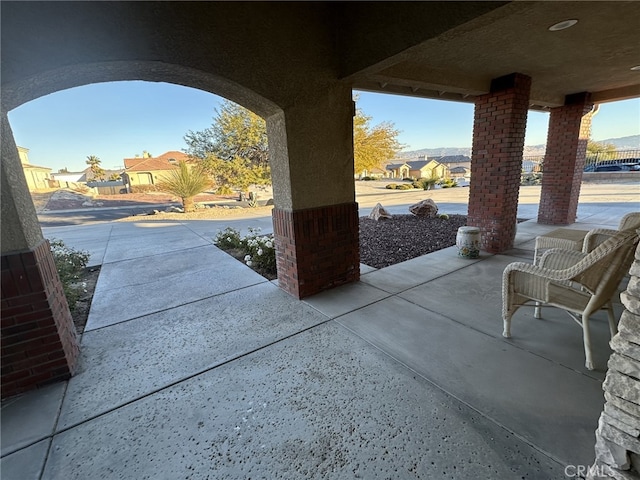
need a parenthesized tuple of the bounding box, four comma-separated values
(1, 240, 79, 399)
(272, 202, 360, 299)
(468, 73, 531, 253)
(538, 93, 593, 225)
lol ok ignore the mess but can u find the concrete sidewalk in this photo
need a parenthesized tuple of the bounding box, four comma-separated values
(2, 193, 639, 478)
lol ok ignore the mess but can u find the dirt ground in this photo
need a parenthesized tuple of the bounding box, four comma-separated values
(30, 188, 238, 213)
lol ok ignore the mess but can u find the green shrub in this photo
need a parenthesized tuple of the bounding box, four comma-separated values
(385, 183, 398, 189)
(49, 239, 90, 311)
(439, 179, 457, 188)
(213, 227, 243, 249)
(216, 185, 233, 195)
(241, 227, 276, 275)
(214, 227, 276, 278)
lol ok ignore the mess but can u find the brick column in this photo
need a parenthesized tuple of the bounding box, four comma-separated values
(1, 241, 80, 398)
(1, 113, 79, 398)
(538, 93, 594, 225)
(468, 73, 531, 253)
(266, 84, 360, 298)
(273, 203, 360, 299)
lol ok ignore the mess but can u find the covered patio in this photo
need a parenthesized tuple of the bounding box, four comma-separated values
(0, 199, 635, 478)
(1, 2, 639, 478)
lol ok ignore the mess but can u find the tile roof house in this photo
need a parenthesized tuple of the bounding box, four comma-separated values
(122, 151, 189, 187)
(385, 162, 411, 179)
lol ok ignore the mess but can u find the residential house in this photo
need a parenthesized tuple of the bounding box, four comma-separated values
(406, 158, 448, 180)
(121, 151, 189, 188)
(18, 146, 52, 191)
(385, 162, 411, 179)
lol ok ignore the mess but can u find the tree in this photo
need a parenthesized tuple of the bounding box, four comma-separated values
(185, 100, 268, 167)
(587, 140, 617, 160)
(156, 160, 212, 212)
(353, 109, 403, 175)
(108, 172, 122, 181)
(86, 155, 106, 181)
(184, 100, 270, 192)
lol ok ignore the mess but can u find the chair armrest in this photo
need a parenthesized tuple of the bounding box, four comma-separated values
(539, 249, 587, 270)
(582, 228, 618, 253)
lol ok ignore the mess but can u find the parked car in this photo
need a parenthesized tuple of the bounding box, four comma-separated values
(584, 158, 640, 172)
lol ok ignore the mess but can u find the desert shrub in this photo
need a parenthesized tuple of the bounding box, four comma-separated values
(385, 183, 398, 189)
(439, 179, 457, 188)
(216, 185, 233, 195)
(397, 183, 413, 190)
(49, 239, 90, 310)
(411, 181, 422, 189)
(521, 173, 542, 185)
(414, 177, 438, 190)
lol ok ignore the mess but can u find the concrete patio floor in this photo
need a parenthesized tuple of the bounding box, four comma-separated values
(2, 194, 639, 479)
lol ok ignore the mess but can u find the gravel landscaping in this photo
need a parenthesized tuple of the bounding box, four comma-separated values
(359, 214, 468, 268)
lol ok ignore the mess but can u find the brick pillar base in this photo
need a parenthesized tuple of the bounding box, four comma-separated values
(468, 73, 531, 253)
(538, 93, 594, 225)
(272, 202, 360, 299)
(1, 240, 79, 399)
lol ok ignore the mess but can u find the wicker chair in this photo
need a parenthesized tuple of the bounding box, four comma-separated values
(502, 228, 639, 370)
(582, 212, 640, 253)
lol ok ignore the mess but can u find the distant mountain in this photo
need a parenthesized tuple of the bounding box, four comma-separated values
(398, 135, 639, 159)
(596, 135, 639, 150)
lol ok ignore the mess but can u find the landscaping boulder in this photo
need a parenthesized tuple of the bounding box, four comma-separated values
(409, 199, 438, 217)
(369, 203, 392, 221)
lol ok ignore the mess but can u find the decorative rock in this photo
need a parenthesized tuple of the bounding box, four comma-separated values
(409, 199, 438, 217)
(369, 203, 392, 221)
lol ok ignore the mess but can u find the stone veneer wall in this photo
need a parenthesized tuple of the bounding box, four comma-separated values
(1, 240, 79, 398)
(589, 242, 640, 479)
(272, 202, 360, 299)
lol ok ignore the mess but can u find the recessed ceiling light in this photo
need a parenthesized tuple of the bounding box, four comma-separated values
(548, 19, 578, 31)
(631, 65, 640, 71)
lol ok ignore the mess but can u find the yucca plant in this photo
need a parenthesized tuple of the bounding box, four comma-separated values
(157, 160, 212, 212)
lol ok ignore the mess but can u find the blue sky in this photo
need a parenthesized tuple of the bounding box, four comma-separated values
(7, 81, 640, 172)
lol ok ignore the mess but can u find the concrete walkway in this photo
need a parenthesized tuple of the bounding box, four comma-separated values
(2, 186, 639, 479)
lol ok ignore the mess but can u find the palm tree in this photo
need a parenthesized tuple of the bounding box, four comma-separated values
(157, 161, 211, 212)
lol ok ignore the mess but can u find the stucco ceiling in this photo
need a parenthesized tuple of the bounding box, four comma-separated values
(1, 1, 639, 112)
(346, 1, 640, 109)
